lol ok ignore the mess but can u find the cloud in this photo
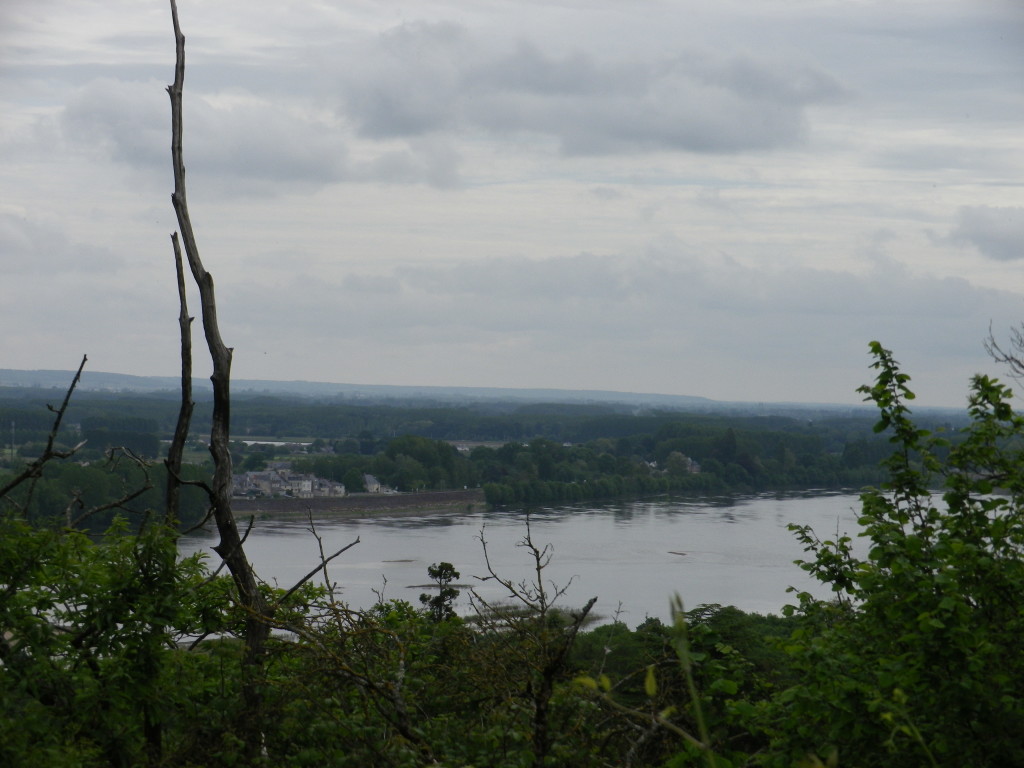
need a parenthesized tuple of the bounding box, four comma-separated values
(4, 0, 1023, 406)
(219, 244, 1015, 404)
(872, 143, 1005, 173)
(59, 78, 167, 167)
(0, 210, 123, 274)
(349, 136, 462, 188)
(340, 22, 846, 155)
(55, 76, 470, 190)
(589, 186, 624, 201)
(950, 206, 1024, 261)
(59, 77, 348, 188)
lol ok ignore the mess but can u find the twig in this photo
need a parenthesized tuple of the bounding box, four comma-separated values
(280, 536, 360, 606)
(0, 355, 88, 501)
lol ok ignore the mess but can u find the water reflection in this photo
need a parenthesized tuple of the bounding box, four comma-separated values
(180, 492, 864, 627)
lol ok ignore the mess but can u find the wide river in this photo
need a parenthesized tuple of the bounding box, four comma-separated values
(179, 492, 865, 626)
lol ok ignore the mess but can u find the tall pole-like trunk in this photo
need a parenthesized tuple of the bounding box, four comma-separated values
(166, 1, 271, 757)
(165, 232, 193, 527)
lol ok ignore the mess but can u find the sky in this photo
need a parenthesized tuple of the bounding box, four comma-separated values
(2, 0, 1024, 407)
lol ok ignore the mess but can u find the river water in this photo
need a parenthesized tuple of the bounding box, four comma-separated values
(178, 491, 865, 626)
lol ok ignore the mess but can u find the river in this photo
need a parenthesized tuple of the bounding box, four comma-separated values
(178, 491, 865, 625)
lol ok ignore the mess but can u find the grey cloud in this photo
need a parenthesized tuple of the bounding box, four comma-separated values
(473, 42, 629, 97)
(872, 144, 1005, 173)
(344, 22, 471, 138)
(215, 243, 1018, 403)
(408, 251, 631, 303)
(0, 211, 123, 274)
(59, 78, 348, 187)
(230, 247, 1008, 357)
(58, 77, 461, 189)
(340, 23, 844, 155)
(60, 78, 167, 167)
(589, 186, 624, 201)
(950, 206, 1024, 261)
(350, 137, 462, 188)
(342, 274, 402, 295)
(680, 52, 845, 105)
(186, 100, 347, 185)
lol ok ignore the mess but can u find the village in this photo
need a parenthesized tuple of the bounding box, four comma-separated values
(231, 464, 389, 499)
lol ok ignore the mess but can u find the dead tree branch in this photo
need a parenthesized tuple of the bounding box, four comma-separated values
(164, 232, 194, 526)
(166, 0, 271, 754)
(67, 448, 154, 528)
(985, 321, 1024, 383)
(0, 354, 88, 503)
(278, 519, 360, 606)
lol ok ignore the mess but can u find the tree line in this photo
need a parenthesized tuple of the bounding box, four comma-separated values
(1, 411, 899, 530)
(294, 421, 892, 504)
(3, 385, 958, 455)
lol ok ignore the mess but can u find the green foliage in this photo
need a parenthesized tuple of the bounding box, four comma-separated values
(772, 342, 1024, 766)
(475, 419, 890, 505)
(0, 517, 236, 766)
(419, 561, 461, 622)
(572, 603, 794, 767)
(8, 340, 1024, 767)
(1, 457, 210, 531)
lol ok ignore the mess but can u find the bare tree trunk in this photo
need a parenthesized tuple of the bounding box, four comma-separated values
(166, 0, 271, 757)
(164, 233, 193, 527)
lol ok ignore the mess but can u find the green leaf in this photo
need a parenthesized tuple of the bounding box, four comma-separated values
(710, 678, 739, 695)
(644, 664, 658, 697)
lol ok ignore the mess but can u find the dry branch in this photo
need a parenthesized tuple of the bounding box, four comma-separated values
(279, 513, 360, 605)
(164, 232, 194, 525)
(166, 0, 271, 754)
(0, 354, 88, 502)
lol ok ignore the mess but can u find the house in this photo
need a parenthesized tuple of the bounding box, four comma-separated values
(286, 473, 314, 499)
(232, 469, 346, 498)
(363, 474, 381, 493)
(313, 477, 346, 497)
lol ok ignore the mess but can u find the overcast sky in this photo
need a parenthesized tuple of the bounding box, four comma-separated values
(2, 0, 1024, 407)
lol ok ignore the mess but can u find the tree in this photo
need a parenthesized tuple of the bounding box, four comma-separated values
(165, 3, 275, 756)
(419, 561, 461, 622)
(665, 450, 693, 476)
(392, 453, 428, 491)
(342, 466, 366, 492)
(473, 522, 598, 767)
(774, 342, 1024, 766)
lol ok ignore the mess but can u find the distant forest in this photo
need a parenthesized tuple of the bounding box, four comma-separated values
(0, 386, 967, 529)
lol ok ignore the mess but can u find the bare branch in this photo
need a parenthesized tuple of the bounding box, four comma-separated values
(70, 473, 153, 529)
(985, 321, 1024, 382)
(279, 536, 360, 606)
(165, 231, 194, 526)
(167, 0, 266, 608)
(166, 1, 271, 754)
(0, 355, 88, 502)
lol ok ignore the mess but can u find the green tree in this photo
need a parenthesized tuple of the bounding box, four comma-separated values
(773, 342, 1024, 766)
(392, 454, 428, 491)
(342, 467, 366, 493)
(419, 562, 461, 622)
(665, 450, 693, 476)
(242, 452, 267, 472)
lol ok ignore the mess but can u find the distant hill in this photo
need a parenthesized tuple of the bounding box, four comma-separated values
(0, 367, 717, 408)
(0, 367, 959, 419)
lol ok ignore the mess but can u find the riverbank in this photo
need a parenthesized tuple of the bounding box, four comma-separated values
(232, 488, 486, 520)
